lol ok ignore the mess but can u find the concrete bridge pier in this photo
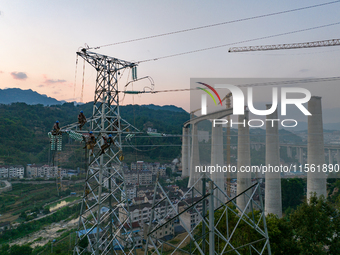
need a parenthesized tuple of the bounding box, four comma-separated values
(299, 147, 304, 165)
(211, 123, 225, 208)
(264, 106, 282, 217)
(287, 146, 292, 158)
(329, 149, 333, 165)
(307, 96, 326, 200)
(188, 123, 202, 192)
(181, 127, 190, 177)
(237, 111, 251, 213)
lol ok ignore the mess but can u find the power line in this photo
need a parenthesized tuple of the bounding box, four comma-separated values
(137, 21, 340, 63)
(121, 76, 340, 94)
(89, 0, 340, 50)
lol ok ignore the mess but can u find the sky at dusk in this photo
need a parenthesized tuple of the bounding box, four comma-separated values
(1, 0, 340, 112)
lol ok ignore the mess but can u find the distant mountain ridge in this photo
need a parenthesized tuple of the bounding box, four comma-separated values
(0, 88, 65, 106)
(0, 88, 188, 113)
(141, 104, 187, 113)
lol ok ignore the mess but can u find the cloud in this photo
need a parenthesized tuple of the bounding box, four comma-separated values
(45, 79, 66, 84)
(40, 75, 67, 87)
(11, 72, 27, 80)
(299, 69, 310, 73)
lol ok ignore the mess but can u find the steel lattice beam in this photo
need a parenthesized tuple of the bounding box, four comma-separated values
(229, 38, 340, 52)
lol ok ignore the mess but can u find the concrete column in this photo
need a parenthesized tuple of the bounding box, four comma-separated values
(188, 123, 202, 192)
(287, 146, 292, 158)
(211, 123, 225, 208)
(265, 106, 282, 217)
(237, 111, 251, 213)
(329, 149, 333, 165)
(296, 147, 300, 161)
(181, 127, 189, 177)
(337, 149, 340, 164)
(299, 147, 304, 165)
(307, 96, 326, 200)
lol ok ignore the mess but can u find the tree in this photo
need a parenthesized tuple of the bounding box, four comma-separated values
(166, 167, 172, 177)
(290, 194, 340, 254)
(327, 179, 340, 204)
(0, 244, 10, 255)
(195, 206, 268, 254)
(2, 244, 33, 255)
(175, 177, 189, 188)
(266, 214, 300, 254)
(281, 178, 305, 210)
(19, 211, 27, 220)
(79, 236, 89, 250)
(10, 244, 32, 255)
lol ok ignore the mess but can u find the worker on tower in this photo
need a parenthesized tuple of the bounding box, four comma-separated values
(78, 111, 87, 130)
(86, 131, 96, 156)
(101, 134, 113, 153)
(52, 121, 60, 135)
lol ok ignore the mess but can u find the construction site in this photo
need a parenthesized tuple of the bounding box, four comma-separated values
(2, 2, 340, 255)
(42, 35, 339, 255)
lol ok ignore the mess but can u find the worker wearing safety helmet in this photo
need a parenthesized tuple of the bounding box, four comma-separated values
(101, 134, 114, 153)
(86, 131, 96, 156)
(78, 110, 87, 130)
(52, 121, 60, 134)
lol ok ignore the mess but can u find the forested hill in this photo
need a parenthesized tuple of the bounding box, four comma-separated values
(0, 102, 190, 166)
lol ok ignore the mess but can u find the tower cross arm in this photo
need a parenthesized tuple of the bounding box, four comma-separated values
(77, 49, 137, 71)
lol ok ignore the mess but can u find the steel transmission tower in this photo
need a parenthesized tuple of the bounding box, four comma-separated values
(145, 174, 271, 255)
(72, 49, 140, 255)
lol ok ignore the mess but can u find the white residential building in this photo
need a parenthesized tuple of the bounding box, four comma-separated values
(26, 164, 62, 178)
(0, 166, 9, 178)
(8, 166, 24, 178)
(119, 201, 178, 230)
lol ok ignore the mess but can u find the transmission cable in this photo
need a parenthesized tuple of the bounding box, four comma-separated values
(121, 76, 340, 94)
(89, 1, 340, 50)
(137, 21, 340, 63)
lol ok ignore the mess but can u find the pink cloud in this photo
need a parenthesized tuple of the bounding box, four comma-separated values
(40, 75, 67, 87)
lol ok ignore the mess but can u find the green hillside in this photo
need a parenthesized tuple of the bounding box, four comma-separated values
(0, 102, 190, 167)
